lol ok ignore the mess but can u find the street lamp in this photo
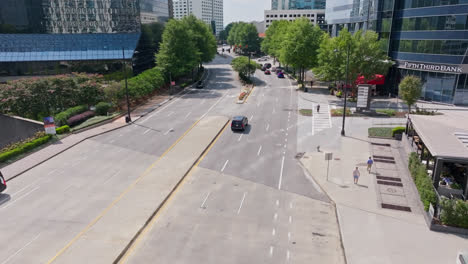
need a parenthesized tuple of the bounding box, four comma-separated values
(122, 47, 131, 123)
(334, 43, 350, 136)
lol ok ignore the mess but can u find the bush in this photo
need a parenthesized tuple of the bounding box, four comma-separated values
(331, 108, 351, 116)
(0, 135, 51, 162)
(408, 152, 438, 211)
(239, 92, 247, 100)
(126, 67, 165, 99)
(440, 198, 468, 228)
(95, 102, 112, 116)
(67, 111, 95, 127)
(56, 125, 70, 135)
(392, 126, 406, 137)
(368, 127, 393, 138)
(376, 109, 396, 116)
(55, 105, 88, 126)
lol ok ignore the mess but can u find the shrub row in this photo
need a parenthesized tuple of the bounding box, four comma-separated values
(391, 126, 405, 137)
(440, 198, 468, 228)
(56, 125, 70, 135)
(0, 135, 51, 163)
(408, 152, 438, 211)
(95, 102, 112, 116)
(55, 105, 88, 126)
(126, 67, 165, 99)
(67, 111, 95, 127)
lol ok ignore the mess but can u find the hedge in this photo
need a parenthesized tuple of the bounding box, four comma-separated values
(408, 152, 438, 211)
(0, 135, 51, 162)
(126, 67, 165, 99)
(95, 102, 112, 116)
(56, 125, 70, 135)
(67, 111, 95, 127)
(440, 198, 468, 228)
(55, 105, 88, 126)
(392, 126, 406, 137)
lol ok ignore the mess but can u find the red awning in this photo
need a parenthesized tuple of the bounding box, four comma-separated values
(356, 74, 385, 85)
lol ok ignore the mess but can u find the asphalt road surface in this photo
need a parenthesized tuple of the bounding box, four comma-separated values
(0, 55, 342, 264)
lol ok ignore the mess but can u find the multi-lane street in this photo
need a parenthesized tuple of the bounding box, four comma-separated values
(0, 54, 344, 264)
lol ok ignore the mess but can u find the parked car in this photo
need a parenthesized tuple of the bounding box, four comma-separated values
(275, 67, 284, 73)
(277, 72, 285, 78)
(261, 66, 266, 71)
(265, 63, 272, 69)
(264, 69, 271, 75)
(231, 116, 248, 131)
(196, 80, 204, 89)
(0, 171, 6, 193)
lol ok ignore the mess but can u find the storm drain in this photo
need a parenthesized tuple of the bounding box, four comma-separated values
(381, 203, 412, 212)
(376, 176, 402, 182)
(377, 180, 403, 187)
(371, 142, 391, 147)
(373, 155, 395, 160)
(374, 159, 396, 164)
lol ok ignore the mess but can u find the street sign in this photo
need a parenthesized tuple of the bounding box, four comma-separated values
(171, 81, 175, 86)
(325, 152, 333, 160)
(357, 84, 371, 110)
(43, 117, 56, 135)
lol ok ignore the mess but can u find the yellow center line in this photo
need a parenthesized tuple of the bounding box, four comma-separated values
(117, 120, 229, 264)
(46, 119, 202, 264)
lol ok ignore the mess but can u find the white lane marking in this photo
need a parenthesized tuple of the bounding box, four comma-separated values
(238, 134, 243, 142)
(283, 144, 287, 148)
(200, 99, 206, 105)
(200, 192, 211, 208)
(288, 232, 291, 241)
(47, 169, 58, 176)
(237, 192, 247, 215)
(288, 112, 291, 117)
(272, 228, 276, 236)
(164, 128, 173, 135)
(143, 129, 151, 135)
(109, 139, 115, 144)
(286, 133, 288, 136)
(285, 138, 287, 142)
(119, 134, 123, 137)
(276, 98, 279, 102)
(289, 216, 292, 224)
(286, 127, 289, 131)
(289, 202, 293, 209)
(103, 169, 122, 184)
(167, 111, 174, 117)
(221, 159, 229, 172)
(9, 178, 42, 197)
(274, 213, 278, 220)
(257, 102, 260, 107)
(276, 200, 279, 206)
(287, 250, 290, 261)
(269, 246, 274, 257)
(266, 124, 270, 131)
(184, 111, 192, 119)
(272, 108, 276, 114)
(0, 187, 40, 210)
(250, 115, 254, 121)
(257, 145, 262, 156)
(278, 156, 285, 190)
(0, 232, 41, 264)
(199, 89, 231, 120)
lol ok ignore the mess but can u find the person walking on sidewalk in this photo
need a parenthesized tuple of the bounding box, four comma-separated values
(316, 104, 320, 113)
(353, 167, 360, 184)
(367, 157, 374, 173)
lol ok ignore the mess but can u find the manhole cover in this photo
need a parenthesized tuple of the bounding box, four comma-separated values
(387, 187, 397, 193)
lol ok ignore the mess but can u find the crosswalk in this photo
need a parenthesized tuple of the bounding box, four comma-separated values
(312, 103, 332, 135)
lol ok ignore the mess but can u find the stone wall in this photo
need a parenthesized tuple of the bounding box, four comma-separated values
(0, 114, 44, 149)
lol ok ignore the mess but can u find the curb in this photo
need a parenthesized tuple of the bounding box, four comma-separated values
(298, 158, 349, 264)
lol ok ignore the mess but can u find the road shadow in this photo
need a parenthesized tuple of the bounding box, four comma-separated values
(0, 193, 11, 206)
(356, 183, 369, 188)
(230, 124, 252, 135)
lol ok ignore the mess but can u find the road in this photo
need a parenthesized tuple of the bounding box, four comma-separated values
(0, 55, 344, 264)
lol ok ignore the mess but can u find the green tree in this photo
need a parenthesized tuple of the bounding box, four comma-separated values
(156, 19, 199, 78)
(227, 22, 261, 54)
(280, 19, 324, 86)
(219, 22, 235, 43)
(261, 20, 289, 64)
(231, 56, 258, 82)
(182, 15, 217, 68)
(399, 75, 422, 113)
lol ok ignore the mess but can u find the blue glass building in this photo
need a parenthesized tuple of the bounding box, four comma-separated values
(325, 0, 468, 105)
(0, 0, 142, 75)
(272, 0, 326, 10)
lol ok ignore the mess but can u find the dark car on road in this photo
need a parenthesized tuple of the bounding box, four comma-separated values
(261, 66, 266, 71)
(0, 171, 6, 193)
(196, 80, 204, 89)
(265, 63, 272, 69)
(277, 72, 285, 78)
(264, 69, 271, 75)
(231, 116, 248, 131)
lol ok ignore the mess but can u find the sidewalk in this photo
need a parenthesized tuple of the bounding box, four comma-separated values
(299, 123, 468, 264)
(1, 92, 174, 181)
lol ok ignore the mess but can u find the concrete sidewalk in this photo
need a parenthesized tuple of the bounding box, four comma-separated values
(299, 127, 468, 264)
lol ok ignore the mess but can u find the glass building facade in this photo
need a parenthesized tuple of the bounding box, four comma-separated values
(272, 0, 325, 10)
(0, 0, 142, 75)
(140, 0, 170, 23)
(325, 0, 468, 105)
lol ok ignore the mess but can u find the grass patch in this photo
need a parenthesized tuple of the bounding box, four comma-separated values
(368, 127, 393, 138)
(71, 114, 118, 132)
(376, 109, 396, 116)
(299, 109, 313, 116)
(331, 108, 352, 116)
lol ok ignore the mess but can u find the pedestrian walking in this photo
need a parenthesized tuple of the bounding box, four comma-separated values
(353, 167, 360, 184)
(367, 157, 374, 173)
(316, 104, 320, 113)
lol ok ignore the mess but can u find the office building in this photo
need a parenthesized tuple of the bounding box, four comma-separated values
(172, 0, 223, 35)
(272, 0, 325, 10)
(264, 9, 325, 30)
(140, 0, 170, 24)
(325, 0, 468, 105)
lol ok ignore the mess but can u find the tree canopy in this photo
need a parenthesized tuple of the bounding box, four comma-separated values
(261, 20, 289, 59)
(133, 22, 165, 74)
(182, 15, 217, 65)
(399, 75, 422, 112)
(231, 56, 258, 82)
(227, 22, 261, 53)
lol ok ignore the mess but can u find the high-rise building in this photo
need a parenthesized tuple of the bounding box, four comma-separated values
(272, 0, 325, 10)
(264, 9, 325, 31)
(0, 0, 170, 76)
(325, 0, 468, 105)
(140, 0, 170, 24)
(172, 0, 223, 35)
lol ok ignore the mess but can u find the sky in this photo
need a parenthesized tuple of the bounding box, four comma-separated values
(224, 0, 270, 26)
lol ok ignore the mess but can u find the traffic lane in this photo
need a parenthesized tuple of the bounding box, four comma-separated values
(0, 140, 156, 264)
(126, 167, 343, 264)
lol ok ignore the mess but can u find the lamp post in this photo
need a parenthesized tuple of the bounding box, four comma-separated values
(334, 43, 350, 136)
(122, 47, 131, 123)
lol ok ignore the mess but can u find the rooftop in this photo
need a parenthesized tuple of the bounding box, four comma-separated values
(410, 110, 468, 160)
